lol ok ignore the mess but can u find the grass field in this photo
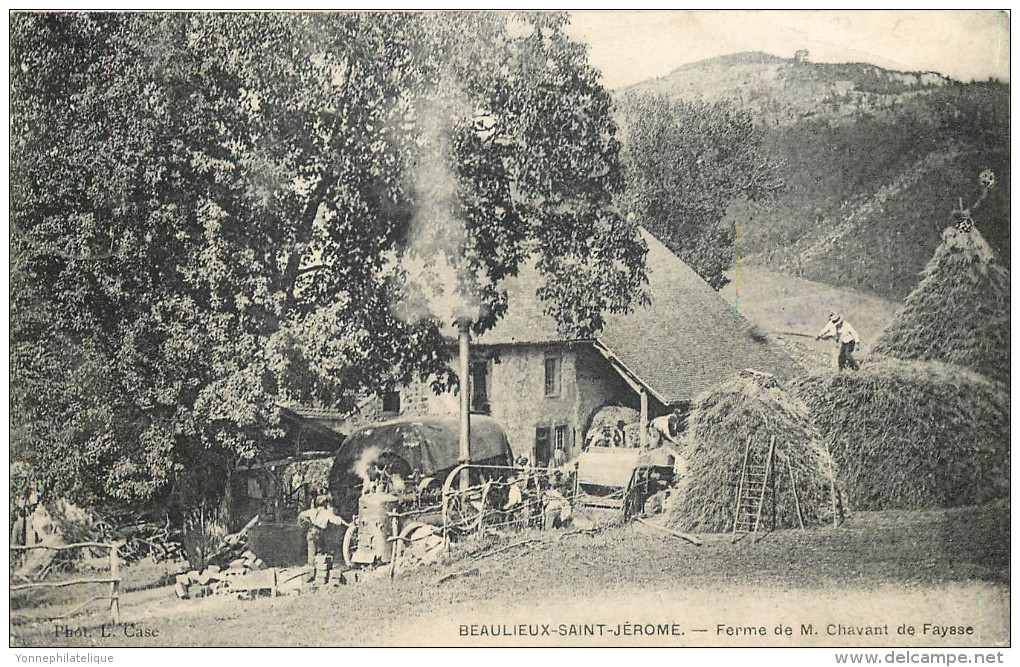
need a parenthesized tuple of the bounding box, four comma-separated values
(720, 265, 901, 372)
(10, 502, 1009, 648)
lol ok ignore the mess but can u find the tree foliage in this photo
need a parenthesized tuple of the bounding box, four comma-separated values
(619, 94, 780, 289)
(10, 11, 646, 506)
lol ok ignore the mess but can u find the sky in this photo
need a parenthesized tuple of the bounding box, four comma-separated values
(565, 10, 1010, 90)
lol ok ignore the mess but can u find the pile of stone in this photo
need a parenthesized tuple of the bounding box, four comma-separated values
(174, 550, 271, 599)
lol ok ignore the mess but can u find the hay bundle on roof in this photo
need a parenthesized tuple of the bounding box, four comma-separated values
(872, 225, 1010, 385)
(587, 405, 640, 432)
(790, 357, 1009, 511)
(666, 370, 838, 533)
(584, 405, 641, 448)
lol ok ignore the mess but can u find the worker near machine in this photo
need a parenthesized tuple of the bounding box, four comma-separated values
(542, 485, 572, 530)
(584, 424, 611, 451)
(613, 420, 626, 448)
(543, 470, 575, 529)
(298, 494, 347, 567)
(816, 311, 861, 371)
(502, 473, 524, 511)
(642, 471, 670, 516)
(388, 471, 406, 493)
(515, 455, 535, 490)
(363, 461, 392, 495)
(553, 444, 567, 469)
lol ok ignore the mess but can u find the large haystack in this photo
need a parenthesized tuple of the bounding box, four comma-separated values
(791, 356, 1009, 511)
(872, 224, 1010, 385)
(667, 370, 838, 533)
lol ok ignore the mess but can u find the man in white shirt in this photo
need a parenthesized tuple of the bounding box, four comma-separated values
(817, 312, 861, 371)
(298, 495, 348, 566)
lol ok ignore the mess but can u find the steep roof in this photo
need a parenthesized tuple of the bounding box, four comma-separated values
(472, 229, 802, 404)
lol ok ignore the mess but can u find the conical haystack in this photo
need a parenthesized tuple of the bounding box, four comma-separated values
(873, 224, 1010, 385)
(791, 356, 1009, 511)
(666, 370, 838, 533)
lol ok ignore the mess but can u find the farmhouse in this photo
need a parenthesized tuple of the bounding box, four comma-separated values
(316, 229, 800, 466)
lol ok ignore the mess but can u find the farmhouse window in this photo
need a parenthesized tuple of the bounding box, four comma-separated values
(544, 354, 562, 397)
(382, 391, 401, 414)
(554, 424, 568, 452)
(470, 360, 491, 414)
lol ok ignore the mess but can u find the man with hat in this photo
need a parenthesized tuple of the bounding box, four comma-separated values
(298, 493, 348, 567)
(817, 311, 861, 371)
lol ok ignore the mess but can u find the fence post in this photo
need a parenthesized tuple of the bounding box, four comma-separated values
(475, 484, 486, 537)
(108, 543, 121, 625)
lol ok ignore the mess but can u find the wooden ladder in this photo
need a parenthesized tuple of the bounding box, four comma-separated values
(732, 435, 776, 541)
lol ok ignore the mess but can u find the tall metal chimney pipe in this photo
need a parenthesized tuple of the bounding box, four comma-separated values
(457, 318, 471, 492)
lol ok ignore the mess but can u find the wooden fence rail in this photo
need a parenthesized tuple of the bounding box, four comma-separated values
(10, 541, 116, 551)
(10, 541, 123, 623)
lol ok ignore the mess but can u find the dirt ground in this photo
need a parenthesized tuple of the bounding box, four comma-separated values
(10, 502, 1009, 648)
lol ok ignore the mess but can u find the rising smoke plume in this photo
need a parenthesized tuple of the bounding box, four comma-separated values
(388, 86, 485, 326)
(353, 445, 383, 483)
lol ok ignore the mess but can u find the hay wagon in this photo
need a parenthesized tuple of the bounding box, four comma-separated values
(575, 407, 680, 517)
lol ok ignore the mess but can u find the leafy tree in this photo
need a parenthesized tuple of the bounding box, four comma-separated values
(10, 11, 646, 508)
(620, 94, 781, 289)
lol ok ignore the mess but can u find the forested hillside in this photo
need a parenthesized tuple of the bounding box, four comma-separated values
(620, 52, 1009, 301)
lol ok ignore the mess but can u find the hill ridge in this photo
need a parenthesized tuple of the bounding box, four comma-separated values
(654, 50, 948, 81)
(619, 49, 952, 127)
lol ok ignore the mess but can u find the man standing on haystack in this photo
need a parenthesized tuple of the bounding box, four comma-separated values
(817, 311, 861, 371)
